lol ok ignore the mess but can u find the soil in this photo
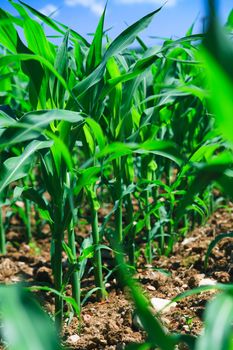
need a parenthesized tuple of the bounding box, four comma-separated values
(0, 204, 232, 349)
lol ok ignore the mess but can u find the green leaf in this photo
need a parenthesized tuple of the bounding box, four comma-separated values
(18, 1, 63, 34)
(202, 48, 233, 145)
(81, 287, 101, 306)
(104, 7, 162, 61)
(176, 151, 233, 219)
(51, 31, 69, 108)
(105, 56, 122, 132)
(205, 232, 233, 269)
(48, 130, 75, 174)
(195, 291, 233, 350)
(100, 54, 158, 99)
(0, 286, 61, 350)
(0, 9, 17, 52)
(137, 140, 183, 166)
(86, 186, 100, 211)
(226, 9, 233, 29)
(171, 334, 196, 350)
(18, 187, 53, 223)
(19, 187, 48, 211)
(62, 241, 76, 264)
(73, 58, 106, 98)
(73, 7, 162, 97)
(28, 285, 80, 316)
(19, 0, 90, 46)
(0, 8, 45, 108)
(217, 170, 233, 199)
(86, 5, 106, 74)
(126, 344, 153, 350)
(74, 167, 101, 196)
(79, 245, 95, 262)
(189, 143, 221, 162)
(0, 140, 52, 193)
(23, 17, 55, 63)
(0, 53, 80, 109)
(203, 4, 233, 145)
(0, 109, 84, 147)
(0, 110, 16, 128)
(85, 117, 105, 151)
(172, 284, 233, 304)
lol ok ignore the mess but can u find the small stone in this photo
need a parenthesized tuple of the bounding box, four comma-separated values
(198, 278, 217, 287)
(11, 276, 21, 282)
(99, 339, 107, 346)
(182, 237, 198, 246)
(147, 285, 156, 291)
(67, 334, 80, 344)
(151, 297, 177, 313)
(144, 264, 153, 269)
(83, 313, 92, 323)
(24, 244, 31, 252)
(182, 325, 190, 332)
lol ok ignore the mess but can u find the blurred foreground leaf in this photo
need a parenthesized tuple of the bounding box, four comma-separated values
(0, 285, 61, 350)
(195, 291, 233, 350)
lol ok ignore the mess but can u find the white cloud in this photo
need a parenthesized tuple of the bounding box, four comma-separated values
(39, 4, 60, 17)
(64, 0, 104, 16)
(117, 0, 177, 7)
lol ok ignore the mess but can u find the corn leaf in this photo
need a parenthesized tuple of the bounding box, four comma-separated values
(0, 9, 17, 52)
(0, 110, 84, 147)
(19, 0, 90, 46)
(0, 140, 52, 193)
(195, 292, 233, 350)
(104, 7, 162, 61)
(100, 54, 158, 99)
(0, 286, 61, 350)
(86, 5, 106, 74)
(203, 2, 233, 144)
(205, 232, 233, 269)
(74, 7, 162, 97)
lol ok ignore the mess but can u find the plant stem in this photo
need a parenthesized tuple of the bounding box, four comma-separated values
(25, 199, 32, 243)
(141, 156, 152, 263)
(145, 189, 152, 263)
(123, 158, 135, 265)
(53, 205, 63, 332)
(68, 223, 81, 311)
(126, 194, 135, 265)
(35, 204, 41, 237)
(0, 207, 6, 254)
(113, 159, 123, 243)
(89, 192, 105, 300)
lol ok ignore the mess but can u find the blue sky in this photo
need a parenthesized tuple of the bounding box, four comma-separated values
(1, 0, 232, 45)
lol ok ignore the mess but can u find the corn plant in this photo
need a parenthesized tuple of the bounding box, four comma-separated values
(0, 110, 88, 324)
